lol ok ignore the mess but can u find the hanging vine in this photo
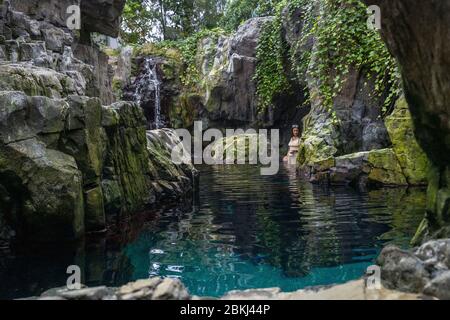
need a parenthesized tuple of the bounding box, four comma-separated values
(254, 0, 401, 115)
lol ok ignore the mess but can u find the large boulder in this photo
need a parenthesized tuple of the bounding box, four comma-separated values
(0, 138, 85, 241)
(306, 149, 408, 187)
(377, 240, 450, 299)
(0, 91, 85, 241)
(198, 17, 272, 124)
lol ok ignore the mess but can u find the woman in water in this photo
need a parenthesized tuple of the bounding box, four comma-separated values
(283, 125, 301, 165)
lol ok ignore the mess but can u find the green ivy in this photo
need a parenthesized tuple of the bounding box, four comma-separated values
(255, 0, 400, 116)
(290, 0, 400, 114)
(135, 28, 227, 89)
(177, 28, 227, 88)
(254, 2, 291, 113)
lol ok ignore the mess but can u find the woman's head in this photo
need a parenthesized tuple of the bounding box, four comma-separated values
(292, 125, 300, 138)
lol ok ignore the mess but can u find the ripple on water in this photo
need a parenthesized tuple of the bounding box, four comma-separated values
(120, 165, 426, 296)
(0, 164, 426, 299)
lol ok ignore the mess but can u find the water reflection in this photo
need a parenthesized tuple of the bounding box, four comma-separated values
(0, 165, 425, 298)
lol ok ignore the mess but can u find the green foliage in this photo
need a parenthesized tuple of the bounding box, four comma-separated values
(122, 0, 152, 44)
(254, 3, 291, 113)
(221, 0, 284, 31)
(121, 0, 227, 43)
(136, 28, 228, 89)
(177, 28, 227, 87)
(290, 0, 400, 113)
(130, 0, 400, 117)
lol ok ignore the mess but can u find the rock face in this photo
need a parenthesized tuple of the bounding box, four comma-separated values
(128, 17, 309, 146)
(198, 17, 271, 125)
(385, 97, 429, 185)
(378, 240, 450, 300)
(0, 2, 193, 244)
(298, 67, 390, 167)
(8, 0, 125, 38)
(282, 4, 391, 167)
(1, 0, 116, 105)
(363, 0, 450, 241)
(80, 0, 126, 38)
(302, 97, 430, 188)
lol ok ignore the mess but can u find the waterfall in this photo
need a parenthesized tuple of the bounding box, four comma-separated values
(133, 57, 164, 129)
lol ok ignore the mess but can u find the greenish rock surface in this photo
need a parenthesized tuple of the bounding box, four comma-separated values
(385, 97, 429, 185)
(0, 2, 193, 244)
(367, 149, 408, 186)
(0, 138, 85, 241)
(307, 148, 409, 187)
(303, 96, 430, 188)
(363, 0, 449, 245)
(0, 64, 77, 98)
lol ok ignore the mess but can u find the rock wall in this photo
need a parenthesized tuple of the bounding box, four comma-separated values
(363, 0, 450, 241)
(126, 4, 397, 157)
(126, 17, 310, 147)
(282, 2, 391, 167)
(279, 2, 430, 189)
(8, 0, 125, 38)
(0, 0, 116, 105)
(0, 1, 193, 244)
(303, 97, 430, 188)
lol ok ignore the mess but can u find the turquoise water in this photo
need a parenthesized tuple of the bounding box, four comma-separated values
(0, 164, 426, 298)
(121, 165, 425, 296)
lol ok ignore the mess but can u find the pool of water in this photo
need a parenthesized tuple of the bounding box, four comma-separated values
(0, 164, 426, 299)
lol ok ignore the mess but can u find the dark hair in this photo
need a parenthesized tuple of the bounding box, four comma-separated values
(291, 125, 300, 137)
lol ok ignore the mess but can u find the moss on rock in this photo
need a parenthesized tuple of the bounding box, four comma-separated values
(385, 97, 430, 185)
(368, 148, 408, 186)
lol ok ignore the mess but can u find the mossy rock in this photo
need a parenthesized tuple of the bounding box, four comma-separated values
(84, 186, 106, 231)
(0, 138, 85, 241)
(169, 93, 201, 129)
(385, 97, 430, 185)
(0, 64, 76, 98)
(367, 148, 408, 185)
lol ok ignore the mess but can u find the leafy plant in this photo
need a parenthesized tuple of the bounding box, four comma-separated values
(254, 2, 291, 113)
(254, 0, 400, 115)
(290, 0, 400, 114)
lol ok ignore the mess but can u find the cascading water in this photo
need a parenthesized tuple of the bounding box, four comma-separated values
(132, 57, 164, 129)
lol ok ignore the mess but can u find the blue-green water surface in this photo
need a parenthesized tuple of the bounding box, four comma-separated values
(0, 164, 426, 298)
